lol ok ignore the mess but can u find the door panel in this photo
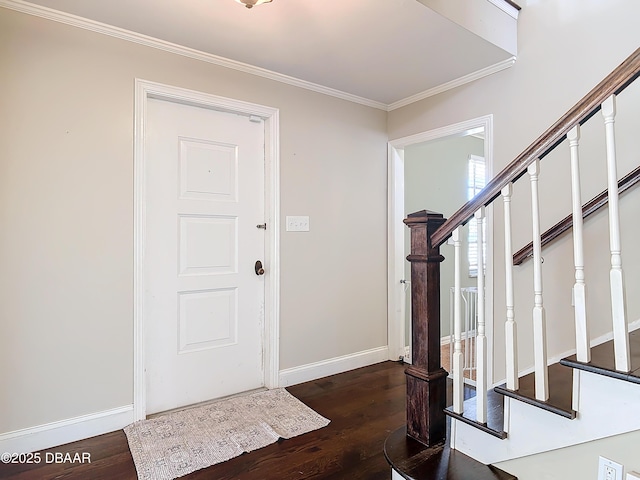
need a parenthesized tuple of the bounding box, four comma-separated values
(145, 98, 265, 415)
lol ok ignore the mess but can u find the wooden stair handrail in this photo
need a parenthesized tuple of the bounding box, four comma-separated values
(430, 47, 640, 249)
(512, 165, 640, 265)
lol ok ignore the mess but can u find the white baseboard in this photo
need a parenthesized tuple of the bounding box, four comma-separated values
(0, 405, 134, 454)
(278, 346, 389, 387)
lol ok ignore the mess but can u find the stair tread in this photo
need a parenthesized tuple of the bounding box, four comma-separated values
(444, 389, 506, 439)
(494, 363, 576, 419)
(561, 329, 640, 383)
(384, 426, 517, 480)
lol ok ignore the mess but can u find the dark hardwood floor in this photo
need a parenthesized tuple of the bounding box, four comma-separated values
(0, 361, 408, 480)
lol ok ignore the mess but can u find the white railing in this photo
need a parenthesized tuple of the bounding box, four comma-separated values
(452, 227, 464, 414)
(475, 208, 488, 422)
(448, 89, 636, 423)
(449, 286, 479, 385)
(404, 52, 640, 446)
(602, 95, 631, 373)
(502, 184, 518, 391)
(568, 124, 590, 364)
(451, 214, 488, 416)
(528, 159, 549, 401)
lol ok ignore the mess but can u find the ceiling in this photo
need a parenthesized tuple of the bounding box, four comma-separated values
(12, 0, 515, 108)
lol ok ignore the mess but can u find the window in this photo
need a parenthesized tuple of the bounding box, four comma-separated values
(467, 155, 486, 277)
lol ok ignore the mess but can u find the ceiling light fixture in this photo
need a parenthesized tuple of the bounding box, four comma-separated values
(235, 0, 272, 8)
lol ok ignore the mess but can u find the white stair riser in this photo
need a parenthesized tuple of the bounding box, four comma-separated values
(452, 370, 640, 464)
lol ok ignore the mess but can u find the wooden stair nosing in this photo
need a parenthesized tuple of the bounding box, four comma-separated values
(384, 426, 517, 480)
(561, 329, 640, 384)
(493, 363, 576, 419)
(560, 357, 640, 384)
(493, 384, 576, 419)
(443, 389, 507, 439)
(444, 407, 507, 439)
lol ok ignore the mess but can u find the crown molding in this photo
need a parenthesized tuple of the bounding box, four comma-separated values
(0, 0, 389, 110)
(2, 0, 517, 112)
(387, 56, 516, 111)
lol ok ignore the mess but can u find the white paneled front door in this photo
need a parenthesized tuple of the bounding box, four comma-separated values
(144, 97, 265, 415)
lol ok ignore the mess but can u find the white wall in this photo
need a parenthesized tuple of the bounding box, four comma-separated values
(404, 135, 484, 340)
(388, 0, 640, 382)
(0, 7, 388, 436)
(495, 429, 640, 480)
(418, 0, 517, 55)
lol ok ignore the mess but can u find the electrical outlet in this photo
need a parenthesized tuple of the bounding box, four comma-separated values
(599, 456, 624, 480)
(286, 216, 309, 232)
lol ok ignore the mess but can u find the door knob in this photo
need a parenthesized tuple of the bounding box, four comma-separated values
(255, 260, 265, 276)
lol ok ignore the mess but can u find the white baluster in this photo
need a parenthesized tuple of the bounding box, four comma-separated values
(502, 184, 518, 391)
(475, 208, 487, 424)
(452, 227, 464, 414)
(528, 160, 549, 401)
(449, 287, 455, 373)
(602, 95, 631, 372)
(568, 125, 590, 363)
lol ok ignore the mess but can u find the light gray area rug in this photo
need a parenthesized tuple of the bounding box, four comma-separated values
(124, 388, 330, 480)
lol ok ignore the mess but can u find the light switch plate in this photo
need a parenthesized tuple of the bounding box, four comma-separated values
(286, 216, 310, 232)
(599, 456, 624, 480)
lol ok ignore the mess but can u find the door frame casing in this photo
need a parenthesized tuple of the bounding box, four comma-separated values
(387, 115, 494, 386)
(133, 79, 280, 420)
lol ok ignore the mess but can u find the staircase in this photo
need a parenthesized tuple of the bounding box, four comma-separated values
(386, 47, 640, 479)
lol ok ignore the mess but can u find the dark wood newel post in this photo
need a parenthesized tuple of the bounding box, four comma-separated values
(403, 210, 448, 447)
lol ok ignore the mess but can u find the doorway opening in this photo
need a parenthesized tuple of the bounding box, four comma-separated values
(387, 115, 494, 386)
